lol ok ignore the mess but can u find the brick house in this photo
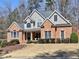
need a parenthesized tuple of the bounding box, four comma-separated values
(7, 9, 72, 44)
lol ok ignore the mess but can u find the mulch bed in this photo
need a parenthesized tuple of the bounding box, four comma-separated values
(0, 44, 25, 55)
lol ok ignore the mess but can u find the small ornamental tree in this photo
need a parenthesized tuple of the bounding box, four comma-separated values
(70, 32, 78, 43)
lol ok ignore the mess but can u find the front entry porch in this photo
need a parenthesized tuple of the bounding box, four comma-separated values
(25, 31, 41, 41)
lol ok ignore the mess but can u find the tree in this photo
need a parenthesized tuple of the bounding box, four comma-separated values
(45, 0, 55, 11)
(27, 0, 40, 12)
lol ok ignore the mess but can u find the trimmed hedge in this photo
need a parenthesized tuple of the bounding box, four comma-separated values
(70, 32, 78, 43)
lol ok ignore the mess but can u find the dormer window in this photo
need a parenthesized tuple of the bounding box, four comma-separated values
(54, 15, 57, 21)
(27, 23, 31, 28)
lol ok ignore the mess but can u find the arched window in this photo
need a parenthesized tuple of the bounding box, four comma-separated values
(27, 23, 31, 28)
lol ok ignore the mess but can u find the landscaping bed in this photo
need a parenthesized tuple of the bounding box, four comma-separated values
(0, 44, 25, 56)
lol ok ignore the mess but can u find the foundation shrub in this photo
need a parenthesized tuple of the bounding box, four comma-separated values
(0, 40, 8, 47)
(27, 40, 38, 43)
(9, 39, 19, 45)
(70, 32, 78, 43)
(63, 38, 70, 43)
(56, 38, 61, 43)
(50, 38, 55, 43)
(38, 39, 45, 43)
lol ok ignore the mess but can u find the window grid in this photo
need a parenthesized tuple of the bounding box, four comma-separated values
(11, 31, 19, 38)
(45, 31, 51, 39)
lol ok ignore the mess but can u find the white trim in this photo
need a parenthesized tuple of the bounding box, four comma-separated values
(23, 16, 32, 22)
(41, 19, 54, 26)
(11, 31, 19, 39)
(31, 32, 33, 40)
(29, 9, 45, 20)
(60, 29, 65, 39)
(48, 10, 72, 25)
(7, 21, 22, 31)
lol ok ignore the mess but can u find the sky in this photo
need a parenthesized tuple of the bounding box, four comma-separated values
(0, 0, 78, 11)
(0, 0, 19, 10)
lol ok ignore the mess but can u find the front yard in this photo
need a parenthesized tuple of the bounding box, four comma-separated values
(2, 44, 79, 59)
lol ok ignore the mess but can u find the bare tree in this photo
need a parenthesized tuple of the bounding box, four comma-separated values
(45, 0, 56, 11)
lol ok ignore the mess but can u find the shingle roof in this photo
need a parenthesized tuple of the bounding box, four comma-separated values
(55, 24, 72, 27)
(9, 9, 72, 30)
(18, 23, 24, 29)
(38, 10, 53, 18)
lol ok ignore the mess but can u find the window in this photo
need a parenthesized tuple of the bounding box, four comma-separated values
(37, 22, 42, 27)
(45, 31, 51, 39)
(11, 31, 19, 38)
(61, 31, 64, 40)
(27, 23, 31, 28)
(54, 15, 57, 21)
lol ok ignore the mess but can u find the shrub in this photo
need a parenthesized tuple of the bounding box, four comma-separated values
(38, 39, 45, 43)
(38, 38, 55, 43)
(63, 38, 70, 43)
(56, 38, 61, 43)
(0, 40, 8, 47)
(50, 38, 55, 43)
(9, 39, 19, 45)
(45, 39, 50, 43)
(70, 32, 78, 43)
(0, 40, 2, 45)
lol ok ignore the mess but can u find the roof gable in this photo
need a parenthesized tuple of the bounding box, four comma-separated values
(41, 19, 54, 27)
(23, 16, 33, 23)
(7, 22, 22, 31)
(49, 10, 72, 25)
(30, 9, 45, 21)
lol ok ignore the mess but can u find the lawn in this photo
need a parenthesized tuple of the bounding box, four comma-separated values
(2, 44, 79, 59)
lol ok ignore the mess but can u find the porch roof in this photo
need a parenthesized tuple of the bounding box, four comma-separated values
(23, 28, 41, 32)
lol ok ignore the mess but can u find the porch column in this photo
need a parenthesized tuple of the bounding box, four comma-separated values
(7, 31, 11, 42)
(55, 27, 57, 43)
(31, 32, 33, 40)
(19, 31, 23, 44)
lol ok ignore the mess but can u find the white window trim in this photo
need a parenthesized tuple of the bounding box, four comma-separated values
(60, 29, 65, 39)
(54, 15, 57, 22)
(45, 31, 51, 39)
(11, 31, 19, 39)
(24, 23, 27, 29)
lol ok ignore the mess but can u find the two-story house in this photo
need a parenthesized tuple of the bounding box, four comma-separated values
(7, 9, 72, 44)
